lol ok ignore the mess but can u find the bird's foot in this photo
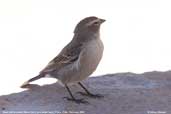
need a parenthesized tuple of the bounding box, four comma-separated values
(63, 97, 89, 104)
(77, 92, 104, 98)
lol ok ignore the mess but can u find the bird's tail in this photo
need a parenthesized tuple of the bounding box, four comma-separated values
(20, 74, 45, 88)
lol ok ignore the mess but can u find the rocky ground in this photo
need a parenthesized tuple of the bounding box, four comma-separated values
(0, 71, 171, 114)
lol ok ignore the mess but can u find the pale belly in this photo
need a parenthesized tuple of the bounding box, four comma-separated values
(57, 39, 104, 84)
(79, 39, 104, 75)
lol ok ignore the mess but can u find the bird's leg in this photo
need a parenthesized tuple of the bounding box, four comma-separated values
(77, 82, 104, 98)
(63, 84, 88, 104)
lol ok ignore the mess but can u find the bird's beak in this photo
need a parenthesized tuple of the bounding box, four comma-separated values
(99, 18, 106, 24)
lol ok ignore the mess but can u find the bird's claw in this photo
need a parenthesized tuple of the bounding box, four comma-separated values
(63, 97, 89, 104)
(77, 92, 104, 98)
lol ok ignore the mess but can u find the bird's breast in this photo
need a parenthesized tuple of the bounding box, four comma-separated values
(79, 39, 104, 74)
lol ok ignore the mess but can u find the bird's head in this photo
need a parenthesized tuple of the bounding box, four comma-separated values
(74, 16, 105, 34)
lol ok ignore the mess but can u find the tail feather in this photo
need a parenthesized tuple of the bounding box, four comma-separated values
(27, 74, 45, 83)
(20, 74, 45, 88)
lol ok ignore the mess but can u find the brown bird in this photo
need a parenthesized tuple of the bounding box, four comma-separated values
(21, 16, 105, 104)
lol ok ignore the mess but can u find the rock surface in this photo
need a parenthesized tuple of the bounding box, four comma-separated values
(0, 71, 171, 114)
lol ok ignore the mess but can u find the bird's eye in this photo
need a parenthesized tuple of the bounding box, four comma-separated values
(93, 22, 99, 25)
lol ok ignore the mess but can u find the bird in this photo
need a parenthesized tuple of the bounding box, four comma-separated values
(21, 16, 105, 104)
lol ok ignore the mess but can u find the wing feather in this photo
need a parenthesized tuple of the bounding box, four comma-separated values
(40, 41, 82, 74)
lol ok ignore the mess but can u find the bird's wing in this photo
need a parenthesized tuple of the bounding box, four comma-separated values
(39, 42, 82, 74)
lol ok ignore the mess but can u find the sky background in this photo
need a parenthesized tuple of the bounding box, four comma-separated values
(0, 0, 171, 95)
